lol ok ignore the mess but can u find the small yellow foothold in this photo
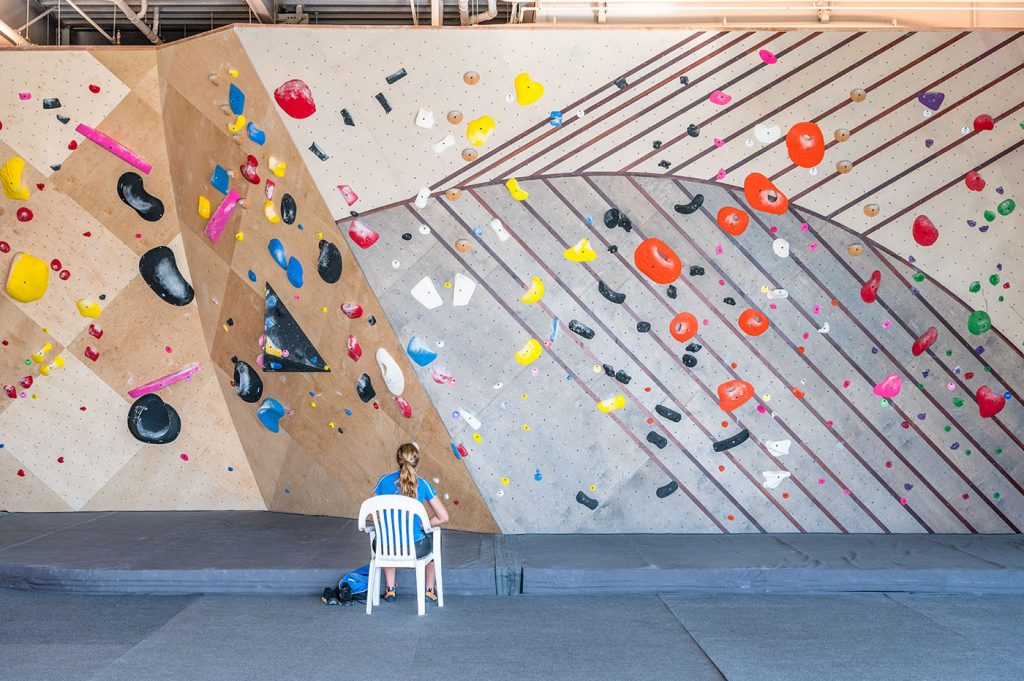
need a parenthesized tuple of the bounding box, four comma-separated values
(597, 395, 626, 413)
(513, 72, 545, 106)
(198, 195, 211, 219)
(564, 238, 597, 262)
(269, 156, 286, 177)
(321, 307, 328, 313)
(472, 433, 483, 443)
(6, 253, 49, 303)
(589, 485, 597, 492)
(39, 356, 64, 377)
(223, 324, 230, 332)
(227, 114, 247, 134)
(310, 401, 317, 408)
(76, 299, 102, 318)
(443, 281, 452, 289)
(520, 276, 544, 304)
(505, 177, 529, 201)
(521, 393, 528, 400)
(501, 476, 510, 486)
(0, 157, 31, 200)
(760, 284, 771, 293)
(514, 338, 543, 366)
(234, 231, 244, 241)
(31, 343, 53, 364)
(228, 68, 239, 78)
(316, 232, 324, 239)
(263, 200, 280, 223)
(466, 115, 496, 147)
(522, 424, 531, 431)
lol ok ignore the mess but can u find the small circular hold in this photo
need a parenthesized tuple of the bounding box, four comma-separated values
(836, 160, 853, 174)
(401, 232, 412, 241)
(455, 239, 472, 253)
(461, 148, 478, 162)
(863, 204, 880, 217)
(447, 110, 464, 124)
(445, 188, 462, 201)
(463, 71, 480, 85)
(391, 259, 401, 269)
(850, 88, 867, 102)
(834, 128, 851, 142)
(418, 223, 431, 235)
(847, 243, 864, 257)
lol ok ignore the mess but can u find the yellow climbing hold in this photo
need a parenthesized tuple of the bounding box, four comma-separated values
(505, 178, 529, 201)
(39, 356, 64, 377)
(514, 338, 543, 366)
(514, 72, 544, 106)
(5, 252, 49, 303)
(597, 395, 626, 413)
(227, 114, 247, 134)
(198, 195, 211, 219)
(234, 231, 244, 241)
(564, 238, 597, 262)
(75, 299, 102, 318)
(472, 433, 483, 443)
(269, 156, 286, 177)
(520, 276, 545, 304)
(466, 115, 495, 147)
(0, 157, 30, 201)
(31, 343, 52, 364)
(263, 200, 280, 223)
(228, 67, 239, 78)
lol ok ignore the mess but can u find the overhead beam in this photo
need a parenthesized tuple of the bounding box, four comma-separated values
(66, 0, 118, 43)
(244, 0, 275, 22)
(0, 18, 30, 44)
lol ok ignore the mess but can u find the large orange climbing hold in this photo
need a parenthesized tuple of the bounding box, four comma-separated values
(718, 379, 754, 412)
(634, 238, 682, 285)
(669, 312, 699, 343)
(738, 308, 770, 336)
(743, 172, 788, 215)
(785, 122, 825, 168)
(716, 206, 749, 237)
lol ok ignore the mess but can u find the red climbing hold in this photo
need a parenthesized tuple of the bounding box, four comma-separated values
(861, 270, 881, 303)
(4, 385, 16, 398)
(19, 375, 33, 389)
(634, 238, 682, 285)
(965, 170, 985, 192)
(347, 335, 362, 362)
(977, 385, 1006, 418)
(395, 396, 413, 419)
(240, 155, 260, 184)
(743, 172, 788, 215)
(718, 379, 754, 412)
(341, 303, 364, 319)
(912, 327, 937, 356)
(89, 84, 101, 93)
(49, 258, 62, 271)
(973, 114, 994, 132)
(68, 140, 77, 150)
(785, 121, 825, 168)
(16, 469, 25, 477)
(274, 79, 317, 119)
(84, 346, 100, 361)
(738, 309, 770, 336)
(0, 241, 9, 253)
(912, 215, 938, 246)
(16, 207, 33, 222)
(669, 312, 699, 343)
(716, 206, 749, 237)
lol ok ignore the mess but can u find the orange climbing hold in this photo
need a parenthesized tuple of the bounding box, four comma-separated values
(785, 122, 825, 168)
(743, 172, 788, 215)
(718, 379, 754, 412)
(634, 238, 682, 285)
(669, 312, 699, 343)
(716, 206, 749, 237)
(738, 308, 770, 336)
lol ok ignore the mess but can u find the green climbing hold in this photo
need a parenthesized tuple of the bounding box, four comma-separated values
(984, 210, 996, 222)
(968, 310, 992, 335)
(952, 397, 965, 408)
(945, 349, 953, 356)
(999, 295, 1005, 302)
(994, 492, 1001, 500)
(944, 425, 952, 432)
(984, 366, 992, 372)
(912, 273, 926, 282)
(969, 281, 981, 293)
(965, 449, 972, 456)
(996, 448, 1003, 454)
(997, 199, 1016, 216)
(990, 274, 1000, 286)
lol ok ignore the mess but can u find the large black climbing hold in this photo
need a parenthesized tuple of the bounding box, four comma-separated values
(385, 68, 407, 85)
(598, 281, 626, 304)
(127, 393, 181, 444)
(576, 491, 599, 511)
(614, 370, 631, 385)
(655, 405, 682, 422)
(139, 246, 194, 306)
(682, 354, 697, 367)
(309, 142, 329, 161)
(636, 321, 651, 333)
(375, 92, 392, 113)
(647, 431, 668, 449)
(618, 214, 632, 231)
(568, 319, 595, 339)
(713, 429, 750, 452)
(675, 194, 704, 215)
(614, 76, 628, 89)
(690, 266, 705, 277)
(723, 297, 736, 306)
(233, 359, 263, 403)
(263, 283, 330, 373)
(281, 194, 297, 225)
(602, 364, 616, 377)
(667, 285, 677, 299)
(652, 140, 662, 149)
(356, 373, 376, 403)
(656, 481, 678, 498)
(685, 342, 703, 353)
(56, 114, 70, 124)
(604, 209, 621, 229)
(687, 124, 700, 137)
(42, 97, 62, 109)
(317, 240, 342, 284)
(118, 172, 164, 222)
(341, 109, 355, 126)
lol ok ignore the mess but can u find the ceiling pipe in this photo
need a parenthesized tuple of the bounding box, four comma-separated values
(65, 0, 117, 43)
(107, 0, 162, 43)
(0, 17, 30, 44)
(431, 0, 442, 24)
(459, 0, 498, 24)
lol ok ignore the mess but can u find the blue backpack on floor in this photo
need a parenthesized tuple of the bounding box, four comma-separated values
(338, 565, 370, 596)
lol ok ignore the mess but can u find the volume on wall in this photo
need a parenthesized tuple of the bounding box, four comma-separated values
(1, 28, 1022, 534)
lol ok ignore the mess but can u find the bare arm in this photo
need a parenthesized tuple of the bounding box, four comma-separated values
(427, 496, 449, 528)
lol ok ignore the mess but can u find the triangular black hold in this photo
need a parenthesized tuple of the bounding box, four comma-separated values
(263, 283, 330, 373)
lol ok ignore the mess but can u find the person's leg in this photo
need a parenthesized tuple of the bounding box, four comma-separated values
(384, 567, 396, 588)
(425, 560, 435, 590)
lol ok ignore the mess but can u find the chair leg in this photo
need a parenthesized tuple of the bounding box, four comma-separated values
(366, 562, 375, 615)
(415, 561, 426, 617)
(433, 556, 444, 608)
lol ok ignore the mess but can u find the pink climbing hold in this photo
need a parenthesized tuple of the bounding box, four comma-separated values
(127, 362, 202, 398)
(709, 90, 732, 106)
(204, 189, 240, 244)
(348, 219, 380, 249)
(912, 215, 938, 246)
(395, 396, 413, 419)
(873, 374, 902, 399)
(74, 123, 153, 175)
(274, 79, 316, 119)
(338, 184, 359, 206)
(860, 270, 881, 303)
(758, 49, 778, 64)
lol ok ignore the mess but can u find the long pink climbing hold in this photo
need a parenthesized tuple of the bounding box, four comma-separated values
(205, 189, 240, 244)
(74, 123, 152, 175)
(127, 362, 202, 398)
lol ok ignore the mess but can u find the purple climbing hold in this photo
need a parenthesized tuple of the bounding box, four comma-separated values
(917, 92, 944, 111)
(924, 139, 934, 148)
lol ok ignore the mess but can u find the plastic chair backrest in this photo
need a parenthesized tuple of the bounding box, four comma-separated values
(358, 495, 431, 561)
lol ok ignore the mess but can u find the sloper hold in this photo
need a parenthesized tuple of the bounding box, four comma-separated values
(406, 336, 438, 366)
(568, 319, 595, 339)
(281, 193, 297, 224)
(139, 246, 194, 306)
(229, 83, 246, 115)
(713, 429, 749, 452)
(316, 240, 342, 284)
(263, 283, 330, 372)
(127, 394, 181, 444)
(233, 360, 263, 402)
(356, 373, 377, 402)
(598, 281, 626, 304)
(647, 431, 668, 449)
(576, 491, 599, 511)
(655, 404, 682, 422)
(117, 172, 164, 222)
(656, 481, 678, 498)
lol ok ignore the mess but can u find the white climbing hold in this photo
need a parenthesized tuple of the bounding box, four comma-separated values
(414, 187, 430, 208)
(489, 218, 510, 242)
(411, 276, 444, 310)
(458, 405, 482, 431)
(772, 238, 790, 258)
(762, 471, 791, 489)
(766, 288, 789, 299)
(415, 108, 435, 129)
(432, 134, 455, 155)
(452, 272, 476, 307)
(376, 348, 405, 396)
(818, 322, 830, 334)
(765, 439, 792, 457)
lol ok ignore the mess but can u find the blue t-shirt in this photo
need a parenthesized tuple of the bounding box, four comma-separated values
(373, 471, 437, 542)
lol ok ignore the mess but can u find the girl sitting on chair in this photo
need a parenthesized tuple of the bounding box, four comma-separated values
(372, 442, 449, 604)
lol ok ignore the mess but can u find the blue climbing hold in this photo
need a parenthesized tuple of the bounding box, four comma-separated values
(210, 165, 229, 195)
(268, 239, 288, 269)
(246, 121, 266, 145)
(406, 336, 438, 366)
(248, 269, 257, 282)
(534, 469, 542, 481)
(257, 398, 285, 432)
(287, 256, 303, 288)
(229, 83, 245, 115)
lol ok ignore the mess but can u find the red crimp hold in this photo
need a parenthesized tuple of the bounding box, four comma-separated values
(965, 170, 985, 192)
(347, 335, 362, 362)
(3, 385, 17, 398)
(340, 303, 363, 319)
(912, 327, 937, 356)
(88, 324, 103, 339)
(84, 346, 100, 362)
(457, 443, 469, 458)
(860, 270, 881, 303)
(19, 375, 33, 389)
(394, 395, 412, 418)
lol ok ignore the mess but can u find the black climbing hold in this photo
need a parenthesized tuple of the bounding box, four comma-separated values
(341, 109, 355, 126)
(367, 315, 377, 326)
(233, 360, 263, 403)
(618, 214, 632, 231)
(598, 281, 626, 304)
(713, 429, 750, 452)
(666, 285, 677, 299)
(226, 318, 234, 326)
(608, 245, 619, 254)
(139, 246, 194, 306)
(637, 321, 651, 333)
(281, 194, 297, 225)
(658, 160, 671, 169)
(127, 394, 181, 444)
(56, 114, 70, 124)
(316, 239, 342, 284)
(655, 405, 682, 422)
(602, 364, 616, 377)
(568, 319, 595, 339)
(385, 68, 408, 84)
(647, 431, 668, 449)
(576, 491, 598, 511)
(604, 208, 620, 229)
(98, 294, 106, 301)
(118, 172, 164, 222)
(42, 98, 61, 109)
(685, 342, 702, 353)
(614, 370, 631, 385)
(263, 283, 330, 373)
(356, 373, 376, 403)
(682, 354, 697, 367)
(687, 124, 700, 137)
(656, 481, 678, 498)
(679, 76, 689, 86)
(614, 76, 628, 89)
(653, 140, 662, 149)
(723, 297, 736, 306)
(675, 194, 704, 215)
(375, 92, 392, 113)
(401, 233, 412, 241)
(309, 142, 329, 161)
(350, 210, 359, 217)
(690, 266, 705, 276)
(50, 164, 62, 171)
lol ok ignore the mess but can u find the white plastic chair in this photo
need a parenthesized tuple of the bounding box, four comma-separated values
(358, 495, 443, 616)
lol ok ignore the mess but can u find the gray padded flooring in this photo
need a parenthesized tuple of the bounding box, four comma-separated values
(3, 589, 1024, 681)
